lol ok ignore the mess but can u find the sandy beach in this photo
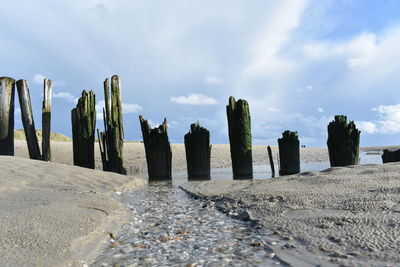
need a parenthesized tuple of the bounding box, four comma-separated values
(2, 141, 400, 266)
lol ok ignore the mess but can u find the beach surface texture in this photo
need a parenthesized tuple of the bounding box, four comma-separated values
(0, 155, 145, 266)
(182, 162, 400, 266)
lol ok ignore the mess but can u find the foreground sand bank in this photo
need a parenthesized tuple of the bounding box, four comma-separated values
(0, 156, 145, 266)
(182, 162, 400, 266)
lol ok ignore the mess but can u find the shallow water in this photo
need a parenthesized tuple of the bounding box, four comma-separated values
(93, 152, 383, 266)
(92, 186, 284, 266)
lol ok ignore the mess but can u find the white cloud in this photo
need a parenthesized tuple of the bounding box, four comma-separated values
(356, 121, 378, 134)
(317, 107, 324, 113)
(122, 103, 142, 114)
(171, 93, 218, 105)
(33, 74, 46, 84)
(53, 91, 77, 103)
(205, 76, 223, 84)
(373, 104, 400, 133)
(267, 107, 280, 113)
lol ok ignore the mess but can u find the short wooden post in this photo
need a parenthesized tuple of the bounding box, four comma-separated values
(382, 149, 400, 163)
(139, 115, 172, 180)
(184, 122, 211, 180)
(278, 131, 300, 176)
(16, 80, 41, 160)
(0, 77, 16, 155)
(226, 96, 253, 179)
(267, 145, 275, 178)
(327, 115, 360, 167)
(42, 78, 52, 161)
(97, 75, 126, 174)
(71, 90, 96, 168)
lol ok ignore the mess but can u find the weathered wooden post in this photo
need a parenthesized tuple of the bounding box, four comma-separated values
(327, 115, 360, 167)
(139, 115, 172, 180)
(71, 90, 96, 168)
(0, 77, 16, 155)
(226, 96, 253, 179)
(42, 78, 52, 161)
(97, 75, 126, 174)
(184, 122, 211, 180)
(278, 131, 300, 176)
(16, 80, 41, 160)
(382, 149, 400, 163)
(267, 145, 275, 178)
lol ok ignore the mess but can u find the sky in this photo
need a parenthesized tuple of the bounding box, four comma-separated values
(2, 0, 400, 147)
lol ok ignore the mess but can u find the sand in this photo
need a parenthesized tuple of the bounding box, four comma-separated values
(182, 163, 400, 266)
(5, 141, 398, 266)
(0, 156, 145, 267)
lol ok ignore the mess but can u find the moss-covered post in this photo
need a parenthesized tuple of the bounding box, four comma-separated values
(267, 145, 275, 178)
(226, 96, 253, 179)
(184, 122, 211, 180)
(139, 115, 172, 181)
(382, 149, 400, 163)
(0, 77, 15, 155)
(97, 75, 126, 174)
(327, 115, 360, 167)
(71, 90, 96, 169)
(16, 80, 41, 160)
(278, 131, 300, 176)
(42, 78, 52, 161)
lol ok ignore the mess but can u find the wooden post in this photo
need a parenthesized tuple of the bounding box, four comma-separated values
(139, 115, 172, 181)
(327, 115, 360, 167)
(278, 131, 300, 176)
(42, 78, 52, 161)
(0, 77, 15, 155)
(71, 90, 96, 169)
(184, 122, 211, 180)
(382, 149, 400, 163)
(267, 145, 275, 178)
(16, 80, 41, 160)
(97, 75, 126, 174)
(226, 96, 253, 179)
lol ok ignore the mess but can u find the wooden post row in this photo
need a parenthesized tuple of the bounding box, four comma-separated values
(0, 77, 15, 155)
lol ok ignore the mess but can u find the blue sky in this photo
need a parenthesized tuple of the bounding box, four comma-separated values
(2, 0, 400, 147)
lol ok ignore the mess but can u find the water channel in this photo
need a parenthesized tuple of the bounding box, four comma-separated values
(92, 152, 383, 266)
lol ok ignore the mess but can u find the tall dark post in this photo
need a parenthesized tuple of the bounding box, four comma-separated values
(184, 122, 211, 180)
(278, 131, 300, 176)
(139, 115, 172, 181)
(71, 90, 96, 169)
(0, 77, 15, 155)
(327, 115, 360, 167)
(16, 80, 41, 160)
(267, 145, 275, 178)
(42, 78, 52, 161)
(97, 75, 126, 174)
(226, 96, 253, 179)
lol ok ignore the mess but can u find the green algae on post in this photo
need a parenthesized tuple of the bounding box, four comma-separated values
(327, 115, 360, 167)
(226, 96, 253, 179)
(71, 90, 96, 169)
(97, 75, 126, 174)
